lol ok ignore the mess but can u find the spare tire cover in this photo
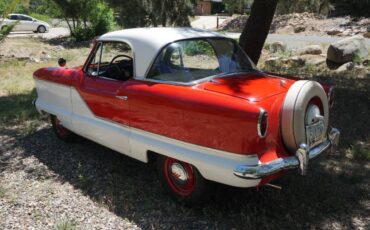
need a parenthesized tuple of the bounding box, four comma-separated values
(281, 80, 329, 153)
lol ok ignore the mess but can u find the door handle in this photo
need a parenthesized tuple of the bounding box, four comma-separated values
(116, 95, 128, 101)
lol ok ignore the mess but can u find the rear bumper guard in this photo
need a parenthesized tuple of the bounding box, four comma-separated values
(234, 127, 340, 179)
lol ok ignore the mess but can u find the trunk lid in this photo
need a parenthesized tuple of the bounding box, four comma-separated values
(199, 72, 294, 102)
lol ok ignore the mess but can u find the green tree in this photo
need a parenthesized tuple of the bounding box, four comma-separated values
(108, 0, 196, 28)
(224, 0, 246, 15)
(330, 0, 370, 17)
(52, 0, 115, 41)
(276, 0, 334, 15)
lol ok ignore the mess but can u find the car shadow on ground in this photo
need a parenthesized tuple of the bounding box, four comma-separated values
(1, 76, 369, 229)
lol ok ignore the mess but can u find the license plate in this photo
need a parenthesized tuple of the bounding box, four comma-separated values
(306, 120, 325, 147)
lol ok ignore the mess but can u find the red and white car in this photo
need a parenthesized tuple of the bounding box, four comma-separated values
(33, 28, 340, 204)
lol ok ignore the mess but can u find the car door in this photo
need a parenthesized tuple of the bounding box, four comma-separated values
(72, 41, 133, 155)
(20, 15, 36, 31)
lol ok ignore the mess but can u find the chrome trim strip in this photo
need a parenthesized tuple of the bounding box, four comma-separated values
(234, 127, 340, 179)
(139, 71, 255, 86)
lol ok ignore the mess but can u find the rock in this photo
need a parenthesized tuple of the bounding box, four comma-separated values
(363, 32, 370, 38)
(342, 29, 355, 36)
(297, 45, 322, 55)
(335, 62, 354, 73)
(268, 41, 286, 53)
(327, 35, 369, 64)
(218, 15, 249, 32)
(288, 56, 305, 66)
(29, 56, 41, 63)
(40, 53, 51, 61)
(303, 56, 326, 65)
(327, 29, 342, 36)
(15, 56, 29, 61)
(54, 45, 65, 52)
(353, 65, 368, 78)
(264, 57, 280, 68)
(294, 26, 306, 33)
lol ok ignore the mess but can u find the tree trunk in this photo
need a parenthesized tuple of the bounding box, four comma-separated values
(239, 0, 278, 64)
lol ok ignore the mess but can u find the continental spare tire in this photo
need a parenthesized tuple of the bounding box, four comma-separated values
(282, 80, 329, 153)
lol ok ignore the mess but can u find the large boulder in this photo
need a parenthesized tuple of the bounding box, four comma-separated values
(327, 35, 369, 64)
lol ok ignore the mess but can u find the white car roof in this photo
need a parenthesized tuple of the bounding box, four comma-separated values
(98, 27, 227, 77)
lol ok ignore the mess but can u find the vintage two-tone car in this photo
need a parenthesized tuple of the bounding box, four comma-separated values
(33, 28, 340, 204)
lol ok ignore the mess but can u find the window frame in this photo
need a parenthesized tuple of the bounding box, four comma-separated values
(83, 40, 135, 81)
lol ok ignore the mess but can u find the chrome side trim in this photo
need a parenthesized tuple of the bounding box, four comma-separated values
(234, 127, 340, 179)
(115, 95, 128, 100)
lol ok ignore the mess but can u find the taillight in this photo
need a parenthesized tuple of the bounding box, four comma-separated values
(257, 109, 268, 138)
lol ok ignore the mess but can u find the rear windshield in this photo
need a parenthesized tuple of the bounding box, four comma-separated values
(147, 38, 255, 83)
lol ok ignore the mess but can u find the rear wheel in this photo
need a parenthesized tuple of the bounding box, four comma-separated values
(50, 115, 75, 142)
(37, 25, 46, 33)
(157, 155, 209, 205)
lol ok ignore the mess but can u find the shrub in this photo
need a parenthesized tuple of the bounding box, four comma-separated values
(0, 22, 17, 42)
(90, 1, 115, 36)
(71, 27, 95, 42)
(184, 40, 214, 56)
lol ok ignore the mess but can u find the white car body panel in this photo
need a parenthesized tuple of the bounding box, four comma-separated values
(34, 79, 261, 188)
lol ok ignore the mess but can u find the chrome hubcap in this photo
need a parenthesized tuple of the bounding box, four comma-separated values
(170, 163, 188, 181)
(305, 104, 322, 125)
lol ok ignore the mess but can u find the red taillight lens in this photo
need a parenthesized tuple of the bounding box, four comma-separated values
(257, 109, 268, 138)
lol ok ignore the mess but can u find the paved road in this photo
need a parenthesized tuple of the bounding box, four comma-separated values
(226, 32, 370, 47)
(191, 16, 229, 30)
(7, 27, 70, 39)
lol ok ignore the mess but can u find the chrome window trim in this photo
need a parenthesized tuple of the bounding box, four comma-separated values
(136, 71, 252, 86)
(83, 40, 136, 79)
(257, 108, 268, 138)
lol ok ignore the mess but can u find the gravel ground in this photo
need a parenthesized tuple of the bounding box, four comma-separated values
(1, 119, 369, 229)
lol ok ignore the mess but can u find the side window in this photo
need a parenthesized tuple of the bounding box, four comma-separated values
(23, 16, 33, 21)
(147, 39, 220, 83)
(9, 15, 19, 20)
(85, 42, 133, 81)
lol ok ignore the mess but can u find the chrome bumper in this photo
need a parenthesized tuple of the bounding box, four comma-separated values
(234, 128, 340, 179)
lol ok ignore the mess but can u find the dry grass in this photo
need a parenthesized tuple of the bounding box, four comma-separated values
(0, 37, 89, 123)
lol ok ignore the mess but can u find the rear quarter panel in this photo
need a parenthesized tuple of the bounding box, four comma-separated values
(126, 80, 263, 155)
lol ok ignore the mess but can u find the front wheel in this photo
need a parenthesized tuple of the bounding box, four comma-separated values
(157, 155, 209, 205)
(50, 115, 75, 142)
(37, 25, 46, 33)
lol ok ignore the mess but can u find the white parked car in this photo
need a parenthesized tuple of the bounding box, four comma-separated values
(0, 14, 50, 33)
